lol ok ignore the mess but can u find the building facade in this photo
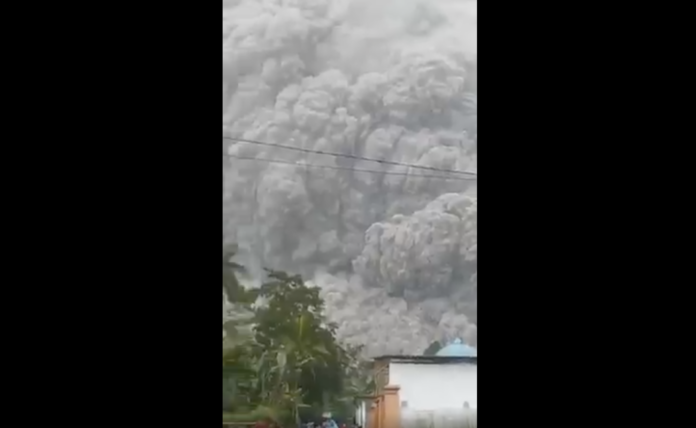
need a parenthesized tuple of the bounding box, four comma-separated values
(360, 339, 477, 428)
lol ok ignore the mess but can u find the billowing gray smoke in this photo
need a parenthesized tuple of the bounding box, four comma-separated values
(223, 0, 477, 356)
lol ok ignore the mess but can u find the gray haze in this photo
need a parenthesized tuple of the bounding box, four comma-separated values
(223, 0, 477, 356)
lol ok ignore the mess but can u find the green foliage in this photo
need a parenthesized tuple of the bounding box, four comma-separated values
(222, 250, 369, 424)
(223, 245, 258, 305)
(252, 269, 346, 423)
(254, 270, 328, 344)
(222, 406, 285, 423)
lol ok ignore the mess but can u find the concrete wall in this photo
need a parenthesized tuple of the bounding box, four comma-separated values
(388, 362, 477, 410)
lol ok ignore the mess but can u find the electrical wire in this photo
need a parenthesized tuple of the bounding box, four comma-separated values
(226, 154, 477, 181)
(223, 136, 477, 177)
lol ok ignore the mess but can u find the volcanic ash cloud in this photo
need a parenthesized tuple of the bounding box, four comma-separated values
(223, 0, 477, 355)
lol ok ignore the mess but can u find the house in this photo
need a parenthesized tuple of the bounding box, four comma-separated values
(357, 339, 477, 428)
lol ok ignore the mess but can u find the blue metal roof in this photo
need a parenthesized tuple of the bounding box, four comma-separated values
(436, 338, 477, 357)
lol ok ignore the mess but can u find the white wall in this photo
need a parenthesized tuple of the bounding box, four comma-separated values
(402, 408, 477, 428)
(388, 362, 477, 410)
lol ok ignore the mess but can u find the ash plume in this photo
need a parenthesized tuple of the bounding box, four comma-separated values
(223, 0, 477, 356)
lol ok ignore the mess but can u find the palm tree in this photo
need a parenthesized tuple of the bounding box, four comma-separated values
(223, 245, 243, 301)
(222, 245, 258, 413)
(223, 245, 259, 305)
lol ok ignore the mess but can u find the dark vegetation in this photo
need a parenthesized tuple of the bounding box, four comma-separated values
(223, 245, 373, 425)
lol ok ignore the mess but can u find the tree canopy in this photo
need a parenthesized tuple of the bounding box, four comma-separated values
(223, 248, 368, 425)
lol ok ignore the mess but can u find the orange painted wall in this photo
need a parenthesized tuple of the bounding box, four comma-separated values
(369, 359, 401, 428)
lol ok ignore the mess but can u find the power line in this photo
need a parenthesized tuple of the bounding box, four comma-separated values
(226, 154, 477, 181)
(223, 136, 477, 177)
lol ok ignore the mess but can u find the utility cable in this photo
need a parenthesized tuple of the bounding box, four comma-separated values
(223, 136, 477, 177)
(226, 154, 477, 181)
